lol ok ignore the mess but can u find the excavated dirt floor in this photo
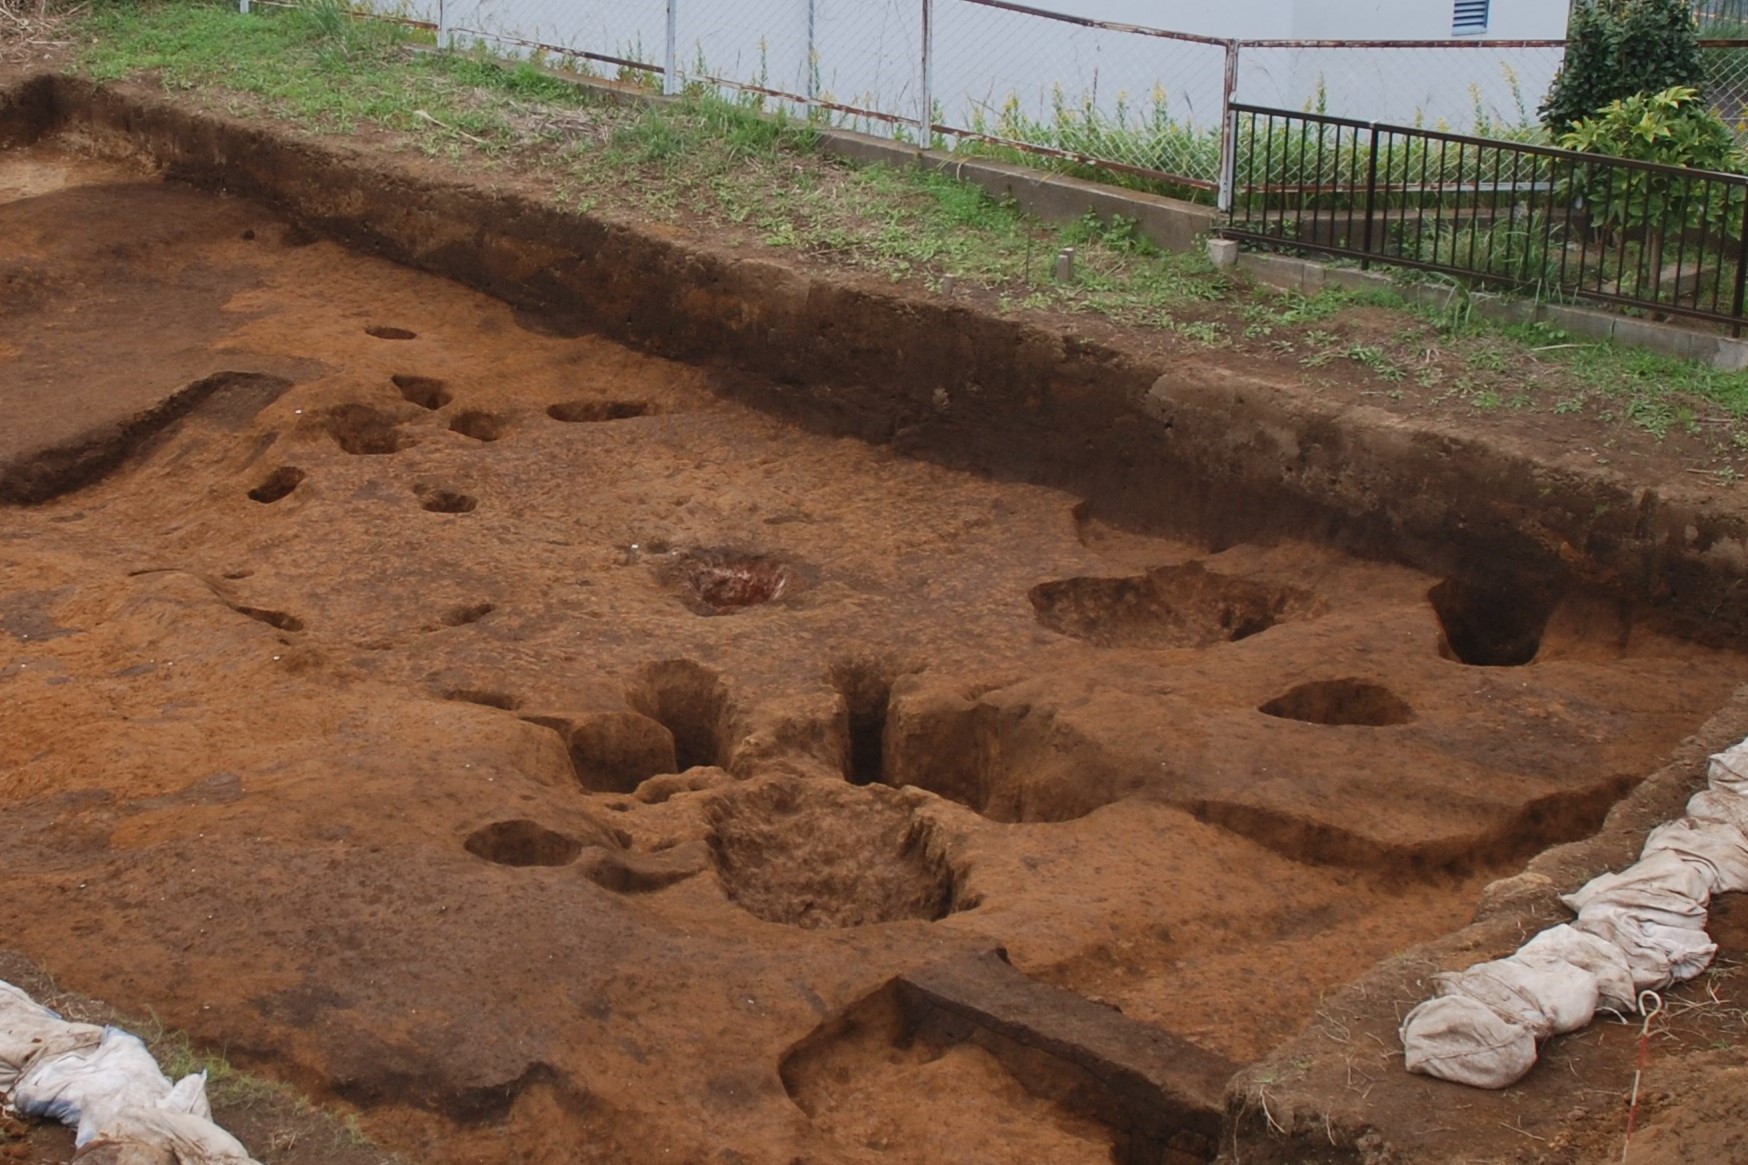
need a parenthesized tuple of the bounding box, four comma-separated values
(3, 124, 1748, 1164)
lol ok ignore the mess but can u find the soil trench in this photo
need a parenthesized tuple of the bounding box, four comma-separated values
(2, 83, 1747, 1165)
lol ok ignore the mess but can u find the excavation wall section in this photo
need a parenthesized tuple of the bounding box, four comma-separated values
(10, 72, 1748, 647)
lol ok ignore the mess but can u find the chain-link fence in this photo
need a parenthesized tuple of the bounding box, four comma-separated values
(807, 0, 924, 132)
(1703, 40, 1748, 130)
(443, 0, 668, 77)
(237, 0, 1748, 205)
(1697, 0, 1748, 35)
(675, 0, 809, 101)
(928, 0, 1229, 189)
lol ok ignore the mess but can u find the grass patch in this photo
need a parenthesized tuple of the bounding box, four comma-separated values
(82, 0, 582, 138)
(141, 1014, 286, 1111)
(78, 0, 1230, 325)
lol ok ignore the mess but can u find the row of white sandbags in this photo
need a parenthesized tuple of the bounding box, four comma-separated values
(0, 978, 261, 1164)
(1400, 737, 1748, 1088)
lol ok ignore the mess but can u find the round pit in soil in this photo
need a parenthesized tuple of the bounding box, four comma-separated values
(1259, 678, 1415, 726)
(665, 550, 798, 615)
(464, 820, 582, 867)
(705, 779, 956, 929)
(1029, 562, 1316, 648)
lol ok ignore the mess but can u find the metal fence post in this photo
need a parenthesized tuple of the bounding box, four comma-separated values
(1731, 185, 1748, 337)
(664, 0, 679, 96)
(1217, 40, 1239, 213)
(437, 0, 451, 50)
(805, 0, 817, 110)
(1359, 123, 1381, 270)
(918, 0, 934, 146)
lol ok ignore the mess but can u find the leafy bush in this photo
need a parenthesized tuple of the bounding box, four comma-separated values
(1541, 0, 1704, 136)
(1558, 85, 1746, 291)
(1559, 85, 1739, 170)
(1559, 84, 1743, 235)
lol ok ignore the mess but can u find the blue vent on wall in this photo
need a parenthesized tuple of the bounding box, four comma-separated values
(1453, 0, 1490, 34)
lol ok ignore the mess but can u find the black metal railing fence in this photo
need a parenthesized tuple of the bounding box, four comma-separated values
(1222, 103, 1748, 330)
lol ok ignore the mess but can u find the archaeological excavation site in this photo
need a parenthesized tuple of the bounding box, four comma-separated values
(7, 58, 1748, 1165)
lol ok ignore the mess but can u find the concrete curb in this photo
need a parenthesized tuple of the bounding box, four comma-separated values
(810, 127, 1219, 253)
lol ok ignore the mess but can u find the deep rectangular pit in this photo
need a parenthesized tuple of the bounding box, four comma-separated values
(4, 70, 1748, 1165)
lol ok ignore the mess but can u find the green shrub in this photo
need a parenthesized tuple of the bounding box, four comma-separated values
(1558, 85, 1746, 289)
(1541, 0, 1703, 136)
(1559, 85, 1742, 222)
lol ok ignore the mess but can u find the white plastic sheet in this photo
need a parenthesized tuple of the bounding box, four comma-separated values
(1401, 735, 1748, 1089)
(0, 979, 260, 1164)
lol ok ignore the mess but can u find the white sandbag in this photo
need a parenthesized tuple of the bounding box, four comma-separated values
(1707, 740, 1748, 795)
(1400, 994, 1538, 1089)
(1641, 818, 1748, 896)
(1518, 925, 1636, 1012)
(71, 1141, 178, 1165)
(0, 979, 263, 1165)
(1560, 850, 1713, 926)
(0, 980, 102, 1092)
(16, 1027, 183, 1145)
(1575, 902, 1718, 989)
(1434, 956, 1599, 1038)
(94, 1107, 256, 1164)
(163, 1073, 214, 1123)
(1681, 788, 1748, 836)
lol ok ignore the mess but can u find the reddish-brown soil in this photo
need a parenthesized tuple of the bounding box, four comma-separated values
(3, 90, 1748, 1165)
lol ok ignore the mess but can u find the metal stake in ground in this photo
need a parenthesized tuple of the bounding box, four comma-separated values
(1622, 989, 1665, 1162)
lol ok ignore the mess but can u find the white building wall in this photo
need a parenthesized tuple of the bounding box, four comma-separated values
(1255, 1, 1568, 128)
(1034, 0, 1568, 41)
(1286, 0, 1570, 40)
(1027, 0, 1292, 40)
(1019, 0, 1572, 128)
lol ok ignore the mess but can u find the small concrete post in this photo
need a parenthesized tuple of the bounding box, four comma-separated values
(1054, 247, 1075, 283)
(1207, 238, 1239, 269)
(940, 274, 957, 297)
(437, 0, 451, 51)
